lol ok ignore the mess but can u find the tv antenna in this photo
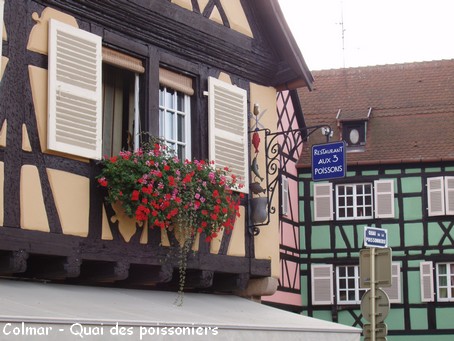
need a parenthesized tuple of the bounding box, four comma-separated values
(337, 1, 346, 68)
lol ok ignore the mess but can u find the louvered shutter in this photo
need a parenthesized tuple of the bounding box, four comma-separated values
(374, 179, 395, 218)
(420, 261, 434, 302)
(382, 262, 401, 303)
(281, 175, 289, 216)
(48, 19, 102, 160)
(445, 176, 454, 215)
(314, 182, 333, 221)
(427, 177, 445, 216)
(208, 77, 248, 193)
(0, 0, 4, 80)
(311, 264, 333, 305)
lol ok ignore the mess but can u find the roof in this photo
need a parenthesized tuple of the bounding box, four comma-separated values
(297, 60, 454, 167)
(252, 0, 314, 90)
(0, 279, 360, 340)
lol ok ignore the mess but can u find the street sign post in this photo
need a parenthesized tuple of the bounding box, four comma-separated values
(360, 247, 392, 288)
(312, 141, 346, 181)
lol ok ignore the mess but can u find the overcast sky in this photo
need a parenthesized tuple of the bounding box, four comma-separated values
(278, 0, 454, 70)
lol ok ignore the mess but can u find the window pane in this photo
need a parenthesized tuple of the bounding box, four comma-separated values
(439, 276, 447, 286)
(439, 288, 448, 298)
(177, 114, 185, 141)
(340, 279, 346, 288)
(357, 185, 363, 194)
(338, 186, 345, 195)
(177, 92, 185, 111)
(177, 145, 184, 161)
(166, 89, 175, 108)
(348, 291, 355, 301)
(339, 208, 345, 218)
(347, 186, 353, 195)
(347, 267, 355, 276)
(347, 207, 354, 216)
(339, 267, 346, 277)
(165, 112, 174, 139)
(339, 197, 345, 206)
(439, 264, 447, 274)
(365, 184, 372, 194)
(347, 196, 353, 206)
(365, 207, 372, 216)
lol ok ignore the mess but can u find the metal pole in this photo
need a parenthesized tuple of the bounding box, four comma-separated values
(370, 247, 376, 341)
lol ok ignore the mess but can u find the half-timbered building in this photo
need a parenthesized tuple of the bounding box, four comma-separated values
(297, 60, 454, 340)
(0, 0, 362, 339)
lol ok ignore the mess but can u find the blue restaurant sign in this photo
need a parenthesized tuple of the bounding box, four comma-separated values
(312, 141, 346, 181)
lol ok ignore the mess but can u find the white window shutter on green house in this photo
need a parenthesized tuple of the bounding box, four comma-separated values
(382, 262, 401, 303)
(427, 177, 445, 216)
(208, 77, 248, 193)
(311, 264, 333, 305)
(313, 182, 333, 221)
(48, 19, 102, 160)
(374, 179, 395, 218)
(420, 261, 434, 302)
(445, 176, 454, 215)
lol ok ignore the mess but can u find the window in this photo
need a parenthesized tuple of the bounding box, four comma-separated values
(336, 183, 373, 220)
(102, 64, 137, 156)
(312, 263, 401, 306)
(436, 263, 454, 302)
(314, 180, 394, 221)
(342, 121, 366, 149)
(159, 86, 191, 160)
(102, 47, 144, 157)
(337, 265, 366, 304)
(48, 20, 146, 159)
(420, 261, 454, 302)
(427, 176, 454, 216)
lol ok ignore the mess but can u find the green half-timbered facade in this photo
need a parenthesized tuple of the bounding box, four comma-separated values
(297, 60, 454, 340)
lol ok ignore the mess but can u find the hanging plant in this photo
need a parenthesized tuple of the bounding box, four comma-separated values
(96, 136, 243, 304)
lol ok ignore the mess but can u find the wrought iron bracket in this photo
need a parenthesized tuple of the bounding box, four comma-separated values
(247, 124, 332, 235)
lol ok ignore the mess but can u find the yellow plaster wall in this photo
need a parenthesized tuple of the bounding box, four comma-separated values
(27, 8, 78, 55)
(226, 206, 246, 257)
(171, 0, 252, 37)
(22, 124, 32, 152)
(250, 83, 280, 278)
(20, 165, 49, 232)
(220, 0, 253, 37)
(46, 169, 90, 237)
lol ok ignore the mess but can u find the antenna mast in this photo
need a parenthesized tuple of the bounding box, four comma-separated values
(338, 1, 346, 68)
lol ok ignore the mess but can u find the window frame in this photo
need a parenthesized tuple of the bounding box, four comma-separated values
(335, 183, 374, 220)
(436, 262, 454, 302)
(336, 265, 366, 305)
(159, 85, 192, 161)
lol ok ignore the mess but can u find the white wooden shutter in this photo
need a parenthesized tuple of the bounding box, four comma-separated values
(48, 19, 102, 160)
(427, 177, 445, 216)
(445, 176, 454, 215)
(382, 262, 401, 303)
(311, 264, 333, 305)
(420, 261, 434, 302)
(208, 77, 248, 193)
(0, 0, 4, 80)
(314, 182, 333, 221)
(374, 179, 395, 218)
(281, 175, 289, 216)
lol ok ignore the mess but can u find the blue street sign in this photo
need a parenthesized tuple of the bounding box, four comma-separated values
(312, 141, 346, 181)
(364, 226, 388, 248)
